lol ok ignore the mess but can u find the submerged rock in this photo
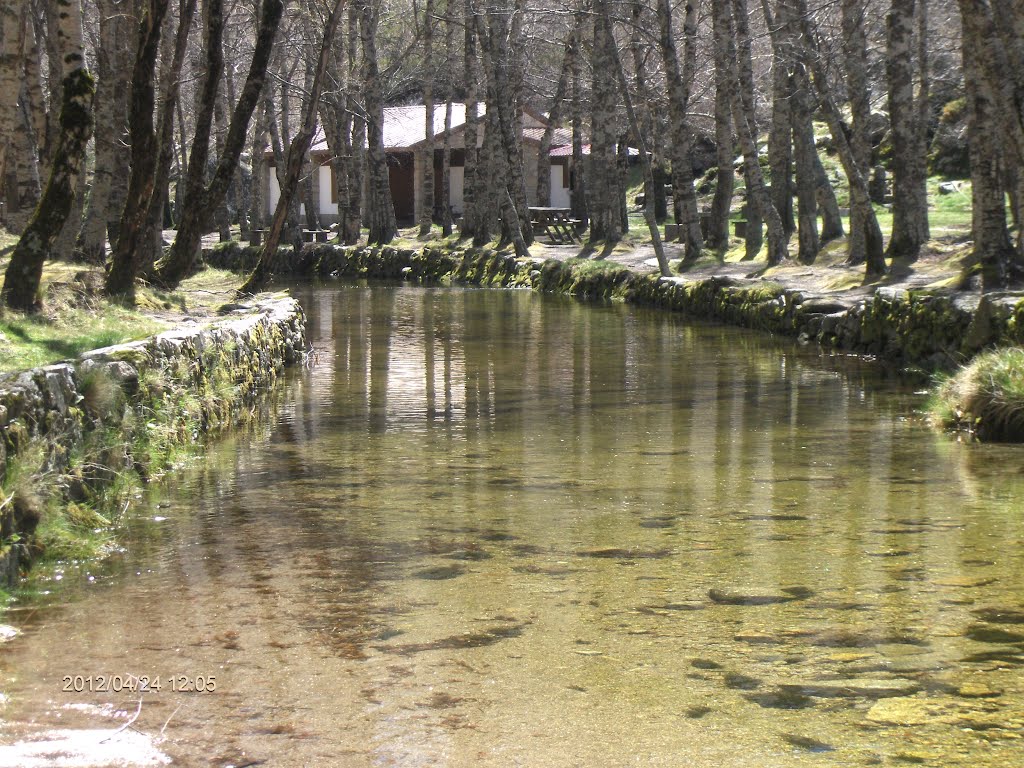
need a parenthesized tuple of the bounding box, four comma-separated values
(734, 631, 785, 645)
(934, 576, 998, 588)
(708, 586, 814, 605)
(957, 682, 1002, 698)
(690, 658, 723, 670)
(636, 602, 704, 615)
(723, 672, 762, 690)
(780, 678, 921, 698)
(746, 689, 816, 709)
(412, 565, 465, 580)
(446, 548, 492, 561)
(376, 623, 525, 655)
(965, 624, 1024, 644)
(781, 733, 834, 752)
(577, 547, 673, 560)
(806, 629, 929, 648)
(866, 696, 1002, 729)
(972, 606, 1024, 625)
(961, 648, 1024, 665)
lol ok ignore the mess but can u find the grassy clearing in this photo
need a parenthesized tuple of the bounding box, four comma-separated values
(1, 294, 166, 372)
(0, 246, 245, 374)
(930, 347, 1024, 441)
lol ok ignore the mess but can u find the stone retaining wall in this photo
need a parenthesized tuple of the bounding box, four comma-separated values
(0, 297, 306, 585)
(208, 242, 1024, 371)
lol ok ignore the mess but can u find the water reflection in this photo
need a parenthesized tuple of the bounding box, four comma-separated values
(0, 284, 1022, 767)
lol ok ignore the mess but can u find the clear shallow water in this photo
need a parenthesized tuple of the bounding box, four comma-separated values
(1, 283, 1023, 767)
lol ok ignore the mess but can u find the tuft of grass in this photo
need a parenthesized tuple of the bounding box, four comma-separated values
(930, 347, 1024, 441)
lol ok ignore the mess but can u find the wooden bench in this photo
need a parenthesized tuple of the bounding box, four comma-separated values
(303, 229, 330, 243)
(248, 228, 330, 246)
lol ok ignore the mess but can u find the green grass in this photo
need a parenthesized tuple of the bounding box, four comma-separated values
(930, 347, 1024, 441)
(0, 245, 249, 373)
(928, 178, 973, 236)
(563, 257, 633, 277)
(0, 300, 165, 372)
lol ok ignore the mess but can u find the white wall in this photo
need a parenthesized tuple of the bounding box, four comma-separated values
(266, 173, 305, 219)
(268, 173, 280, 213)
(550, 173, 571, 209)
(449, 166, 465, 214)
(318, 166, 337, 216)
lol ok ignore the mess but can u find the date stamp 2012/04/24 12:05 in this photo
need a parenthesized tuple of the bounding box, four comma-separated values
(62, 674, 217, 694)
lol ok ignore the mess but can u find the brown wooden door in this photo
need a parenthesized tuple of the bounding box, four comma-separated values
(388, 152, 415, 225)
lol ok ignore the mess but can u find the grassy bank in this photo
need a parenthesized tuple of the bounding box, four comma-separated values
(1, 237, 305, 586)
(930, 348, 1024, 441)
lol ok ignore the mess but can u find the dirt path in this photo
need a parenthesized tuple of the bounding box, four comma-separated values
(526, 234, 973, 304)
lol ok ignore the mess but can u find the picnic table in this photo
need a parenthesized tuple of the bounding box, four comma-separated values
(529, 207, 581, 244)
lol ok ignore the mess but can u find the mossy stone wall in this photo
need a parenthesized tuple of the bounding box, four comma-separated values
(0, 297, 306, 585)
(208, 243, 1024, 371)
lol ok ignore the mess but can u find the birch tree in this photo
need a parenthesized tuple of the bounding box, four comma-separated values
(706, 0, 734, 251)
(958, 0, 1022, 287)
(155, 0, 284, 287)
(656, 0, 702, 261)
(841, 0, 874, 266)
(729, 0, 788, 265)
(796, 0, 886, 276)
(0, 0, 47, 234)
(104, 0, 172, 301)
(886, 0, 929, 261)
(418, 0, 436, 237)
(359, 0, 398, 245)
(2, 0, 94, 312)
(241, 0, 344, 293)
(588, 7, 622, 243)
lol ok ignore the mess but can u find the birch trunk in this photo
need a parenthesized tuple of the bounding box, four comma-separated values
(731, 0, 765, 260)
(815, 152, 844, 242)
(536, 34, 572, 207)
(656, 0, 702, 259)
(730, 0, 787, 264)
(359, 0, 397, 245)
(0, 0, 31, 231)
(459, 0, 481, 240)
(767, 0, 795, 236)
(605, 6, 670, 276)
(961, 2, 1016, 288)
(886, 0, 929, 261)
(569, 12, 587, 229)
(440, 9, 454, 236)
(842, 0, 873, 265)
(772, 0, 818, 262)
(707, 0, 734, 250)
(477, 5, 532, 246)
(797, 1, 886, 276)
(77, 0, 131, 263)
(587, 9, 621, 243)
(2, 0, 94, 312)
(141, 0, 198, 271)
(104, 0, 171, 301)
(418, 0, 435, 236)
